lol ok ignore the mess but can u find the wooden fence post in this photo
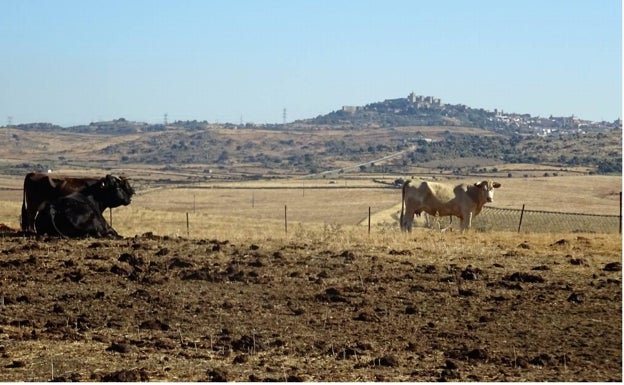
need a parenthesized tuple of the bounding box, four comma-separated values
(517, 204, 525, 233)
(368, 206, 371, 236)
(284, 205, 287, 235)
(186, 212, 190, 238)
(619, 192, 622, 234)
(109, 208, 112, 227)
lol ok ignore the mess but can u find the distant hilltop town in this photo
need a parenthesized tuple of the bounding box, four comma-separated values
(333, 92, 620, 136)
(343, 92, 442, 113)
(5, 92, 620, 136)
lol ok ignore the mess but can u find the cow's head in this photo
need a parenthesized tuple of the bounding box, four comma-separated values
(100, 175, 135, 208)
(474, 180, 501, 203)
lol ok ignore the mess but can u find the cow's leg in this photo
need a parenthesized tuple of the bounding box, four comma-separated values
(402, 209, 415, 232)
(440, 216, 454, 232)
(26, 204, 39, 233)
(459, 212, 473, 231)
(27, 213, 36, 233)
(423, 212, 431, 228)
(400, 212, 409, 232)
(400, 204, 414, 232)
(102, 222, 120, 239)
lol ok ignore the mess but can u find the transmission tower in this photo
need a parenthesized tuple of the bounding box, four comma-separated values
(282, 108, 287, 125)
(164, 113, 168, 125)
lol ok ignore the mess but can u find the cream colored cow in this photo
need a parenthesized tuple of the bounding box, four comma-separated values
(400, 180, 501, 231)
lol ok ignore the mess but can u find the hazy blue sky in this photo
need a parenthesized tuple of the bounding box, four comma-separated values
(1, 0, 621, 126)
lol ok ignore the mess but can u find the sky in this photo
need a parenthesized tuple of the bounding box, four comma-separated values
(1, 0, 621, 127)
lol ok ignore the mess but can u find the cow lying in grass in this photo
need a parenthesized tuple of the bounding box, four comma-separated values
(34, 175, 134, 238)
(21, 172, 134, 233)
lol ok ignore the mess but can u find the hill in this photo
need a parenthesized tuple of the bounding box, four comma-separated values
(2, 93, 621, 178)
(302, 92, 620, 133)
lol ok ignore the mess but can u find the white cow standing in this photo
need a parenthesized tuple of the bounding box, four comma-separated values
(400, 179, 501, 231)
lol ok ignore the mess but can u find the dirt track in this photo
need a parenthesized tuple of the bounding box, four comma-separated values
(0, 232, 621, 381)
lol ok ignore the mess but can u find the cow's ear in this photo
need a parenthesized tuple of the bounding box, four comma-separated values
(493, 182, 501, 188)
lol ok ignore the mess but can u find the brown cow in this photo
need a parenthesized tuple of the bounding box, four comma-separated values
(21, 172, 134, 233)
(400, 179, 501, 231)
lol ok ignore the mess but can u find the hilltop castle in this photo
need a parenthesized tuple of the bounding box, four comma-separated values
(406, 92, 442, 108)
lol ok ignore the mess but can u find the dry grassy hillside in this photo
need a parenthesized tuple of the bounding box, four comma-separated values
(0, 125, 619, 180)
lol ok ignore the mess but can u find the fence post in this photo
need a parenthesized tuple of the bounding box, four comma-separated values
(109, 208, 112, 227)
(517, 204, 525, 233)
(368, 206, 371, 236)
(284, 205, 287, 235)
(186, 212, 189, 238)
(619, 192, 622, 234)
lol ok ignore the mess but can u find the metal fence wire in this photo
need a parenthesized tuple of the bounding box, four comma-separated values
(423, 206, 622, 234)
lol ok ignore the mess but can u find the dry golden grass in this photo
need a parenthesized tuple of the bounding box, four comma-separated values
(0, 173, 620, 241)
(0, 128, 145, 166)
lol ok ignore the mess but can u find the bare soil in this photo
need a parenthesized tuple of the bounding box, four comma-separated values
(0, 231, 621, 382)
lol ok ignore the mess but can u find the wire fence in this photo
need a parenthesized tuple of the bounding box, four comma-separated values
(423, 205, 622, 234)
(122, 187, 622, 236)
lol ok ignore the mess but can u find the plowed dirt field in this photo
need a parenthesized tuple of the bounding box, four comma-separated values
(0, 231, 621, 381)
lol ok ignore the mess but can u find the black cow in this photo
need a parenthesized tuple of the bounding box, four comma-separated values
(21, 173, 134, 233)
(34, 175, 134, 238)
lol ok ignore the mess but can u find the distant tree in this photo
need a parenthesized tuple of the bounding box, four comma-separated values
(217, 151, 229, 163)
(597, 160, 622, 174)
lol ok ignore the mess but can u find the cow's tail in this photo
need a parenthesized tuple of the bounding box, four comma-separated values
(399, 180, 410, 231)
(20, 175, 29, 231)
(48, 205, 68, 239)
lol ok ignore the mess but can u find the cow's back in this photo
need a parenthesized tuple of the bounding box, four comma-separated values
(416, 181, 465, 217)
(424, 182, 459, 202)
(55, 177, 99, 195)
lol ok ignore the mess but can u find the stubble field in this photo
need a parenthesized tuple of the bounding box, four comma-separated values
(0, 173, 621, 381)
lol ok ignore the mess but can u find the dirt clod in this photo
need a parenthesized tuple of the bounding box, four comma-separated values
(106, 342, 133, 354)
(552, 239, 570, 246)
(466, 348, 488, 360)
(604, 262, 621, 272)
(567, 292, 584, 303)
(503, 272, 545, 283)
(101, 368, 149, 382)
(370, 355, 398, 367)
